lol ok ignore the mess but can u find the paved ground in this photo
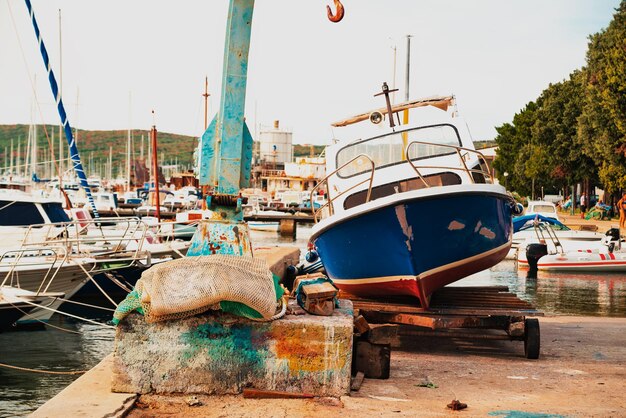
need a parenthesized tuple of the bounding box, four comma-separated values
(558, 212, 620, 233)
(128, 316, 626, 418)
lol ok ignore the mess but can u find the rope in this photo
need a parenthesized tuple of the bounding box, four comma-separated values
(77, 262, 118, 308)
(23, 0, 100, 219)
(53, 296, 116, 312)
(16, 298, 116, 329)
(248, 297, 287, 322)
(7, 300, 83, 334)
(0, 362, 87, 375)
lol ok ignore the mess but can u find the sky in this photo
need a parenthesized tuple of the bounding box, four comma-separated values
(0, 0, 621, 146)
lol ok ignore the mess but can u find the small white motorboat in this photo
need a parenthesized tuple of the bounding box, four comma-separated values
(521, 227, 626, 272)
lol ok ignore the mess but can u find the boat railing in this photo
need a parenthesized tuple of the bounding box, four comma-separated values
(405, 140, 493, 187)
(0, 245, 69, 294)
(533, 222, 564, 255)
(20, 217, 149, 265)
(311, 154, 376, 222)
(151, 219, 201, 243)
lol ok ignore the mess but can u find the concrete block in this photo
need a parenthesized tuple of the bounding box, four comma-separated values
(253, 246, 300, 280)
(112, 299, 353, 397)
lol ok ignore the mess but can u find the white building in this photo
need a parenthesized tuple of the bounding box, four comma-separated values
(259, 120, 293, 166)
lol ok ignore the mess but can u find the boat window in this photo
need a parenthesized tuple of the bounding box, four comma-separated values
(343, 172, 462, 209)
(519, 222, 569, 232)
(529, 205, 556, 214)
(41, 202, 71, 223)
(336, 124, 461, 178)
(0, 200, 45, 226)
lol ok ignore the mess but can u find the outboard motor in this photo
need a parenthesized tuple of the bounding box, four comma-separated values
(512, 202, 524, 216)
(604, 228, 621, 252)
(526, 243, 548, 278)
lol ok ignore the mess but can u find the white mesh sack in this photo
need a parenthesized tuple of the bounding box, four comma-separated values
(135, 255, 277, 322)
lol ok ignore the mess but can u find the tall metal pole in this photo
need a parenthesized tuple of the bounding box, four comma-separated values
(401, 34, 412, 159)
(127, 92, 132, 190)
(189, 0, 255, 258)
(391, 43, 397, 104)
(201, 77, 210, 209)
(404, 35, 411, 103)
(58, 8, 63, 180)
(203, 76, 210, 130)
(151, 125, 161, 222)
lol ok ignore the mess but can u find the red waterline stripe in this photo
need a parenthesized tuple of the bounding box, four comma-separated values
(540, 261, 626, 267)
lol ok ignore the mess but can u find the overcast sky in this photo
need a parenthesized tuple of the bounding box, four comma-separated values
(0, 0, 621, 146)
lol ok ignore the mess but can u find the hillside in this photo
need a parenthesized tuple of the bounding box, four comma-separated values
(0, 124, 326, 177)
(0, 124, 197, 176)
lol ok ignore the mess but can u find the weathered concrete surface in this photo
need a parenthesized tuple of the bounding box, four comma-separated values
(112, 299, 352, 397)
(253, 246, 300, 279)
(126, 316, 626, 417)
(31, 355, 136, 418)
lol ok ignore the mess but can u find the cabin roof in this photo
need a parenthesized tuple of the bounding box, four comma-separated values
(331, 95, 455, 127)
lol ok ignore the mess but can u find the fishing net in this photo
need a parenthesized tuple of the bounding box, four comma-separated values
(113, 255, 280, 324)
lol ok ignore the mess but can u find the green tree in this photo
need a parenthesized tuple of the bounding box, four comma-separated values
(578, 1, 626, 193)
(493, 102, 538, 196)
(533, 71, 597, 193)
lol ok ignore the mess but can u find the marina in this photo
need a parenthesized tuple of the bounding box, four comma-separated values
(1, 226, 626, 415)
(1, 0, 625, 417)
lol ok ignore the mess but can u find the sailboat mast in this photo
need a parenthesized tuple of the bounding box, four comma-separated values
(127, 92, 132, 191)
(58, 8, 63, 182)
(16, 139, 21, 176)
(151, 123, 161, 222)
(25, 123, 31, 177)
(10, 139, 14, 174)
(108, 146, 112, 182)
(32, 121, 37, 178)
(203, 76, 210, 130)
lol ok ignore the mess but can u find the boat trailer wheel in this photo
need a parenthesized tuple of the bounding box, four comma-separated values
(523, 318, 540, 359)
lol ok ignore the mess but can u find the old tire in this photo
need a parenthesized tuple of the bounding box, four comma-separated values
(524, 318, 540, 359)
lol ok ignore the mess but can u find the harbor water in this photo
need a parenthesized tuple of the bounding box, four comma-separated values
(1, 225, 626, 417)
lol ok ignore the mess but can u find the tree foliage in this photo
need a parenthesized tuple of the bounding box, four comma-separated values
(578, 1, 626, 193)
(494, 1, 626, 196)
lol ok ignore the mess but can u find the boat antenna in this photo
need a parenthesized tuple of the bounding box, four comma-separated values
(374, 82, 398, 130)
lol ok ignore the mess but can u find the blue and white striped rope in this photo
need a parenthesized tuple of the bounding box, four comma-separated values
(25, 0, 100, 219)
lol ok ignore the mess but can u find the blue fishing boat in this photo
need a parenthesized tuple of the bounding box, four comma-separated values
(310, 90, 521, 308)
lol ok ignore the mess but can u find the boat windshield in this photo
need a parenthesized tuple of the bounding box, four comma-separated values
(336, 124, 461, 178)
(519, 221, 570, 232)
(0, 200, 45, 226)
(41, 202, 70, 223)
(529, 205, 556, 214)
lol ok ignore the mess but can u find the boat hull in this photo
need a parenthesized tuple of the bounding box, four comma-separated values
(0, 302, 35, 331)
(536, 251, 626, 272)
(311, 188, 513, 307)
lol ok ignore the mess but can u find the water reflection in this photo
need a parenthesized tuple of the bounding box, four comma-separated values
(0, 317, 114, 417)
(511, 265, 626, 317)
(459, 260, 626, 317)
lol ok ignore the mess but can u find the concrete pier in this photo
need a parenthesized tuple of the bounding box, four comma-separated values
(111, 299, 353, 397)
(31, 315, 626, 417)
